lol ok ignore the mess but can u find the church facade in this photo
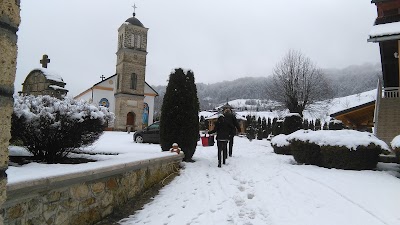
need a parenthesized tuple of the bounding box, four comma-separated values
(75, 12, 158, 131)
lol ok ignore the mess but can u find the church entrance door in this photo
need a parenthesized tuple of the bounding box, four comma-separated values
(126, 112, 135, 132)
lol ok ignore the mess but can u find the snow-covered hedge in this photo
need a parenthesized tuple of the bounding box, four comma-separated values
(270, 134, 291, 155)
(273, 130, 388, 170)
(390, 135, 400, 163)
(11, 95, 114, 163)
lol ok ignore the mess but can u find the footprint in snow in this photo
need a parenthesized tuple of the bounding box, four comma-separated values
(234, 196, 245, 206)
(238, 185, 246, 192)
(247, 193, 255, 199)
(168, 214, 174, 218)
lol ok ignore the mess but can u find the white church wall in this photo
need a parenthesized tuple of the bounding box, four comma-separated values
(93, 88, 115, 114)
(144, 95, 155, 125)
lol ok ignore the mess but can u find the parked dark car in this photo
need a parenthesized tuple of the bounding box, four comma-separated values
(133, 122, 160, 144)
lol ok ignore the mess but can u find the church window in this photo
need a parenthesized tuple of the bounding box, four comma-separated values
(136, 35, 141, 49)
(131, 73, 137, 90)
(116, 74, 120, 90)
(131, 34, 135, 48)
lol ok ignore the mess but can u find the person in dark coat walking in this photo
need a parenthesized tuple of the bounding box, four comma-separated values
(223, 108, 240, 157)
(208, 114, 233, 167)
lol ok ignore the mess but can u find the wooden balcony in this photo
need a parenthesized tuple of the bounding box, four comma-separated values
(383, 87, 400, 98)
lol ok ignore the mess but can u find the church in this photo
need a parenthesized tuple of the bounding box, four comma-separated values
(75, 11, 158, 131)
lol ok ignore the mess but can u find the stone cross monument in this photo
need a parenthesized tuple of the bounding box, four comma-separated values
(40, 54, 50, 68)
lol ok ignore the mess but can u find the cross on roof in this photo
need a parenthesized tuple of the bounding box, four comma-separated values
(132, 4, 137, 14)
(40, 54, 50, 68)
(100, 75, 106, 81)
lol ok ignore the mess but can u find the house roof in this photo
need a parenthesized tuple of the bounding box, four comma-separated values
(368, 21, 400, 42)
(205, 112, 247, 121)
(74, 74, 158, 98)
(371, 0, 393, 3)
(330, 100, 375, 128)
(27, 68, 65, 84)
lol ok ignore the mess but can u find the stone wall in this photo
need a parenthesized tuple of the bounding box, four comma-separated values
(0, 0, 20, 224)
(2, 155, 183, 225)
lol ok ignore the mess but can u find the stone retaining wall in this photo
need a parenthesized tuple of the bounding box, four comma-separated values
(2, 155, 183, 225)
(0, 1, 21, 224)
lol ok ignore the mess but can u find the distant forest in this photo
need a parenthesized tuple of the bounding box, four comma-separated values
(152, 63, 382, 115)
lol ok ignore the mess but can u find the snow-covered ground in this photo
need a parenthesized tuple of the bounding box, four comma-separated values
(7, 131, 400, 224)
(120, 136, 400, 225)
(7, 132, 177, 184)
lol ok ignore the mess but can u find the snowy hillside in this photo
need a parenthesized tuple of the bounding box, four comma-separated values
(201, 89, 377, 123)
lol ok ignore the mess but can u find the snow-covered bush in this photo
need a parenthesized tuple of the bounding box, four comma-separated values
(287, 130, 388, 170)
(390, 135, 400, 163)
(328, 119, 345, 130)
(11, 95, 114, 163)
(271, 134, 291, 155)
(283, 113, 302, 135)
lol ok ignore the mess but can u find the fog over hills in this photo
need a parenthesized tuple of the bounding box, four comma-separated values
(152, 63, 382, 114)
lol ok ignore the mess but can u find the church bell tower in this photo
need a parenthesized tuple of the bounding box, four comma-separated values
(114, 9, 149, 131)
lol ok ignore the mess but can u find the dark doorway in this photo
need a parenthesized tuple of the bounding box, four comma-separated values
(126, 112, 135, 131)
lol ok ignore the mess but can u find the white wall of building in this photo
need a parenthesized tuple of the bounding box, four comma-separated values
(75, 76, 157, 128)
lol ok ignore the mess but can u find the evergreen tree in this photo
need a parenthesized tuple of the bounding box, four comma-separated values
(308, 120, 315, 131)
(267, 117, 272, 135)
(262, 117, 268, 138)
(283, 114, 302, 135)
(315, 119, 321, 130)
(323, 121, 329, 130)
(257, 117, 263, 140)
(303, 119, 309, 130)
(160, 68, 199, 162)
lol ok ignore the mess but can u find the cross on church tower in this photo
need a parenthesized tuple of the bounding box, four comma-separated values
(40, 54, 50, 68)
(132, 4, 137, 15)
(100, 75, 105, 81)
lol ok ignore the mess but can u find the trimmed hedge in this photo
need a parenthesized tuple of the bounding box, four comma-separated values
(272, 144, 292, 155)
(290, 140, 322, 166)
(290, 140, 383, 170)
(393, 148, 400, 163)
(320, 144, 382, 170)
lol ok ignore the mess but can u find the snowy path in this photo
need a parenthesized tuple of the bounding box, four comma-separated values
(119, 137, 400, 225)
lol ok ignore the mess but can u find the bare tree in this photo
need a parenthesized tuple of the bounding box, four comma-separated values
(269, 50, 331, 116)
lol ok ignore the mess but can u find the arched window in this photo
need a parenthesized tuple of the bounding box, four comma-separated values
(116, 74, 120, 90)
(118, 35, 122, 49)
(130, 34, 135, 48)
(131, 73, 137, 90)
(136, 35, 141, 49)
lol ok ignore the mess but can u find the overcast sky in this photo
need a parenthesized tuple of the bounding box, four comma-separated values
(16, 0, 380, 96)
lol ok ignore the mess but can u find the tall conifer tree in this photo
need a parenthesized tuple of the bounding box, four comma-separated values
(160, 68, 199, 162)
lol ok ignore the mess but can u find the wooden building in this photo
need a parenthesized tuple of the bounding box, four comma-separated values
(368, 0, 400, 144)
(330, 101, 375, 131)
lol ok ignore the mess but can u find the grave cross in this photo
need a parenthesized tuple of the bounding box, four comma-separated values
(100, 75, 106, 81)
(40, 54, 50, 68)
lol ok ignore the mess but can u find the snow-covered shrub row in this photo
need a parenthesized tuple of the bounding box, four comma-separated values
(391, 135, 400, 163)
(11, 95, 114, 163)
(328, 119, 345, 130)
(271, 130, 389, 170)
(270, 134, 291, 155)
